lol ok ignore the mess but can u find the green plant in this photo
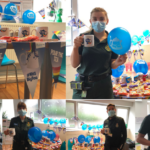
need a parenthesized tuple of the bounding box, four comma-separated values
(2, 111, 8, 119)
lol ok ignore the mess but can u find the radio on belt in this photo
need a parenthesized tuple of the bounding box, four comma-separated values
(70, 81, 84, 90)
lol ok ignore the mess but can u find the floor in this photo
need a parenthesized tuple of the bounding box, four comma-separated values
(0, 81, 66, 99)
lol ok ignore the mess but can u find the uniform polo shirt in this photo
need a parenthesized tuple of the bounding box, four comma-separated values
(139, 115, 150, 150)
(9, 116, 34, 141)
(77, 29, 118, 76)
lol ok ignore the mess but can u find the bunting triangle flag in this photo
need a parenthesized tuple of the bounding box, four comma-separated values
(49, 0, 56, 9)
(13, 16, 20, 23)
(38, 8, 45, 19)
(68, 18, 77, 27)
(49, 42, 66, 85)
(12, 42, 45, 98)
(0, 41, 7, 67)
(77, 19, 85, 28)
(0, 13, 3, 22)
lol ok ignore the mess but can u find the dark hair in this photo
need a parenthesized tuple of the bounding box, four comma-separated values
(91, 7, 108, 19)
(17, 102, 27, 109)
(107, 103, 115, 110)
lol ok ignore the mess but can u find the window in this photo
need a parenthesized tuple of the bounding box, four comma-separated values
(24, 99, 66, 123)
(66, 102, 75, 128)
(66, 101, 129, 129)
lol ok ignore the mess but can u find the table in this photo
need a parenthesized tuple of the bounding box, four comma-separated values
(6, 40, 59, 99)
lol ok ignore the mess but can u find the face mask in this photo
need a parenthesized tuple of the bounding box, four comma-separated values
(92, 21, 106, 33)
(18, 109, 27, 116)
(108, 110, 116, 117)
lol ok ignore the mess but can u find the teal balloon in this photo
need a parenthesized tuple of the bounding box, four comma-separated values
(94, 136, 100, 144)
(43, 118, 48, 124)
(23, 10, 36, 24)
(96, 124, 101, 129)
(49, 118, 54, 125)
(78, 135, 85, 143)
(138, 35, 145, 45)
(133, 59, 148, 74)
(143, 30, 149, 37)
(100, 125, 103, 129)
(28, 127, 42, 143)
(54, 119, 60, 123)
(0, 5, 3, 13)
(107, 27, 131, 55)
(88, 125, 92, 131)
(112, 64, 125, 78)
(132, 35, 138, 46)
(4, 3, 18, 20)
(60, 118, 66, 124)
(92, 125, 96, 129)
(82, 124, 87, 130)
(85, 136, 91, 144)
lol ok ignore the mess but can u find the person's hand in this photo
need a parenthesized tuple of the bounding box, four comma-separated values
(101, 128, 105, 134)
(73, 35, 84, 49)
(115, 54, 127, 66)
(4, 129, 9, 135)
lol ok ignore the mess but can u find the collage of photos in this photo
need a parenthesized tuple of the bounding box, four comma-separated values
(0, 0, 150, 150)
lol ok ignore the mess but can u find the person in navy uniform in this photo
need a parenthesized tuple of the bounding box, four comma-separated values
(4, 102, 34, 150)
(101, 104, 127, 150)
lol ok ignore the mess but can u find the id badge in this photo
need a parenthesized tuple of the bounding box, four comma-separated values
(81, 91, 87, 98)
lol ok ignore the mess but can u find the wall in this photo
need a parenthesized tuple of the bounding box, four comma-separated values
(128, 102, 135, 141)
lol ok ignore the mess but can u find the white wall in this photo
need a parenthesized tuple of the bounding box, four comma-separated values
(128, 102, 135, 141)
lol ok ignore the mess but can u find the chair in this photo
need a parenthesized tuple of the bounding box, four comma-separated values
(1, 54, 20, 99)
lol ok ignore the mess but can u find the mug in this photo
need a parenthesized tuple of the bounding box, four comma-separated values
(15, 27, 30, 37)
(83, 35, 94, 47)
(121, 74, 128, 83)
(19, 51, 39, 69)
(104, 128, 109, 134)
(0, 28, 14, 37)
(113, 77, 120, 84)
(147, 71, 150, 79)
(31, 27, 48, 39)
(8, 128, 16, 137)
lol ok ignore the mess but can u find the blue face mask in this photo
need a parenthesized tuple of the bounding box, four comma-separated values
(92, 21, 106, 33)
(108, 110, 116, 117)
(18, 109, 27, 116)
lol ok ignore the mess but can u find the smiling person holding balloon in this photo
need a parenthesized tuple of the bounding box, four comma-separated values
(4, 102, 34, 150)
(101, 104, 127, 150)
(71, 7, 129, 99)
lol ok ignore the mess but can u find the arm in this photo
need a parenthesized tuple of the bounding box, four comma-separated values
(70, 35, 84, 68)
(111, 54, 127, 69)
(119, 119, 127, 150)
(137, 133, 150, 146)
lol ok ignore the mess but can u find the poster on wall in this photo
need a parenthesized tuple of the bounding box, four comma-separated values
(0, 42, 7, 67)
(49, 42, 66, 84)
(12, 42, 45, 98)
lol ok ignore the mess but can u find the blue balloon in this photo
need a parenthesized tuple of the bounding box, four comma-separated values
(49, 118, 54, 125)
(138, 35, 145, 45)
(131, 35, 138, 46)
(82, 124, 87, 130)
(42, 130, 49, 137)
(112, 64, 125, 78)
(60, 118, 66, 124)
(43, 118, 48, 124)
(133, 59, 148, 75)
(85, 136, 91, 144)
(23, 10, 36, 24)
(107, 27, 131, 55)
(143, 30, 149, 37)
(88, 125, 92, 131)
(28, 127, 42, 143)
(94, 136, 100, 144)
(0, 5, 3, 13)
(96, 124, 101, 129)
(4, 3, 17, 20)
(48, 131, 56, 141)
(78, 135, 85, 143)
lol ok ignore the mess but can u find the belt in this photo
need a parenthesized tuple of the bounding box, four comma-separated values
(79, 72, 111, 82)
(14, 139, 28, 145)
